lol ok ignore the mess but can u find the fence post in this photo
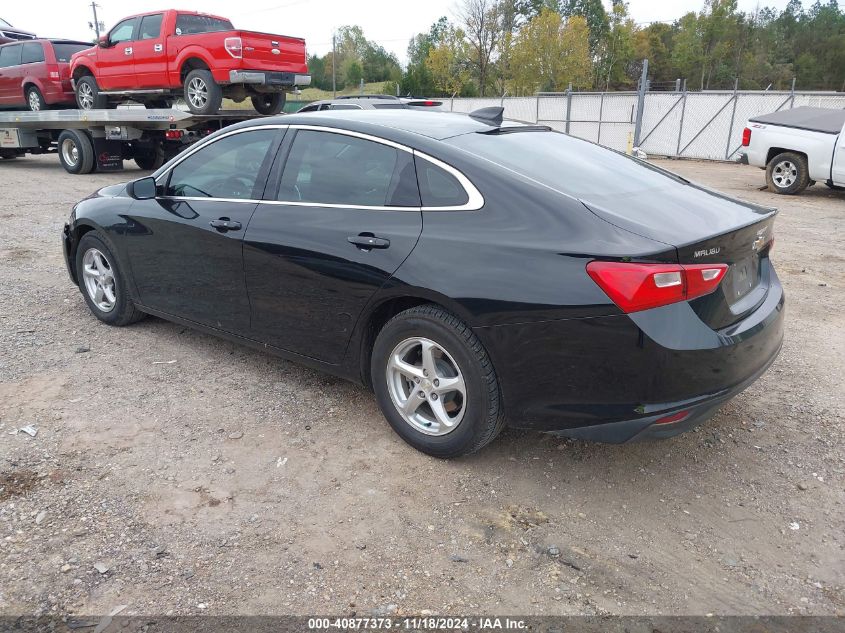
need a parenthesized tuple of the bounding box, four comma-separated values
(565, 83, 572, 134)
(633, 58, 649, 147)
(675, 79, 687, 157)
(725, 78, 739, 160)
(597, 91, 605, 145)
(675, 78, 681, 92)
(535, 94, 540, 124)
(790, 77, 796, 108)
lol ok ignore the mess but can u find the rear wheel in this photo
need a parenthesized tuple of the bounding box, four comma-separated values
(75, 75, 108, 110)
(75, 232, 146, 326)
(766, 152, 810, 195)
(251, 93, 286, 115)
(184, 69, 223, 115)
(134, 145, 165, 170)
(57, 129, 95, 174)
(371, 305, 504, 458)
(26, 86, 47, 112)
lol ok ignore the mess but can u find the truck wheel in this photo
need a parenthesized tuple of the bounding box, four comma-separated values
(184, 69, 223, 115)
(251, 93, 286, 115)
(57, 129, 95, 175)
(76, 76, 108, 110)
(134, 145, 165, 170)
(26, 86, 48, 112)
(766, 152, 810, 195)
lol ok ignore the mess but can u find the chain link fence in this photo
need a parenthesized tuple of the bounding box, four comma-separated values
(442, 90, 845, 161)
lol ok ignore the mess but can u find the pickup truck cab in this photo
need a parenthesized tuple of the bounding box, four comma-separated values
(70, 10, 309, 115)
(740, 106, 845, 195)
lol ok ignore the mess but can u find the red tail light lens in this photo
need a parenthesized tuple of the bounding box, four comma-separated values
(742, 127, 751, 146)
(165, 129, 184, 140)
(224, 37, 243, 59)
(586, 262, 728, 313)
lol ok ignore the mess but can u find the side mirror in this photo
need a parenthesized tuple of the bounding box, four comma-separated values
(128, 176, 158, 200)
(97, 34, 110, 48)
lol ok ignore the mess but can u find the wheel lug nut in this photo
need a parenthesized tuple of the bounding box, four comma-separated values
(418, 391, 426, 398)
(433, 379, 439, 387)
(423, 369, 429, 377)
(414, 377, 420, 383)
(431, 393, 438, 401)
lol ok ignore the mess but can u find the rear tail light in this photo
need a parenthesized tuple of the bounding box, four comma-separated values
(741, 127, 751, 146)
(165, 129, 184, 140)
(48, 64, 60, 79)
(224, 37, 243, 59)
(586, 261, 728, 313)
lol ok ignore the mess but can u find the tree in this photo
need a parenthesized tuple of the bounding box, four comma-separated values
(510, 10, 592, 92)
(426, 25, 472, 95)
(595, 1, 636, 89)
(458, 0, 502, 95)
(559, 0, 609, 54)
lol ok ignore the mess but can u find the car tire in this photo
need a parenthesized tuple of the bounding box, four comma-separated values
(134, 144, 165, 170)
(75, 232, 146, 326)
(57, 129, 96, 175)
(251, 93, 286, 115)
(183, 69, 223, 115)
(371, 304, 505, 458)
(75, 75, 108, 110)
(766, 152, 810, 195)
(26, 86, 47, 112)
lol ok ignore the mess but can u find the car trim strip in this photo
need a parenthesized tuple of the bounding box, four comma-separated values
(155, 123, 484, 212)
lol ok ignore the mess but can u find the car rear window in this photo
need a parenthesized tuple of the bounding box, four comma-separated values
(448, 130, 685, 199)
(52, 43, 91, 62)
(175, 14, 234, 35)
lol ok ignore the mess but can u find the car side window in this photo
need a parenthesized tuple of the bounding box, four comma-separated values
(297, 104, 320, 112)
(20, 42, 45, 64)
(0, 44, 22, 68)
(327, 104, 363, 110)
(278, 130, 417, 207)
(165, 130, 276, 200)
(109, 19, 137, 45)
(138, 14, 163, 40)
(414, 156, 470, 208)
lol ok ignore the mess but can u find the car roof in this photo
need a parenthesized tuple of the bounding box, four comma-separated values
(263, 109, 532, 141)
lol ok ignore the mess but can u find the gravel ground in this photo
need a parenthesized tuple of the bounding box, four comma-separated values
(0, 154, 843, 617)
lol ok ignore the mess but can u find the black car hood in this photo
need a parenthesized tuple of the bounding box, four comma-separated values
(578, 181, 776, 248)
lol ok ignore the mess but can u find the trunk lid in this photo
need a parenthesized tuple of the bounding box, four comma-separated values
(581, 182, 777, 329)
(235, 30, 307, 73)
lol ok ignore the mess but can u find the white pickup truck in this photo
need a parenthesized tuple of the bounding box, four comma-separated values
(739, 106, 845, 195)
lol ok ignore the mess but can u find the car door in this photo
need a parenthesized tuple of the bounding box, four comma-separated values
(133, 13, 167, 89)
(834, 123, 845, 186)
(243, 127, 423, 364)
(123, 127, 284, 332)
(0, 44, 21, 104)
(97, 17, 139, 90)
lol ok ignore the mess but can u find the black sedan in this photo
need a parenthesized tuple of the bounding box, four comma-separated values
(62, 108, 784, 457)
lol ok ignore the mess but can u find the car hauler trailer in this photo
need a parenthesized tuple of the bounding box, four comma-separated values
(0, 108, 260, 174)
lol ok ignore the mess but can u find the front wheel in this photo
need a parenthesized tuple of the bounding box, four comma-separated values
(184, 69, 223, 115)
(251, 92, 286, 115)
(75, 232, 146, 326)
(371, 305, 504, 458)
(766, 152, 810, 195)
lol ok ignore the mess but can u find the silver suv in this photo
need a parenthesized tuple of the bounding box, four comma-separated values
(297, 95, 442, 112)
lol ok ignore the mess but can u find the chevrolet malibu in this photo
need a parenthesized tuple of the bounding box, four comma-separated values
(62, 108, 784, 458)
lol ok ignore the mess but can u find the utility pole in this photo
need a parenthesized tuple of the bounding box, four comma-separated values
(88, 2, 102, 39)
(331, 33, 337, 98)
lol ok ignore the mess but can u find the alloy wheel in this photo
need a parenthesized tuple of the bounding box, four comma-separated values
(82, 248, 117, 313)
(772, 160, 797, 188)
(386, 337, 467, 436)
(61, 138, 79, 167)
(28, 91, 41, 111)
(78, 82, 94, 109)
(187, 77, 208, 109)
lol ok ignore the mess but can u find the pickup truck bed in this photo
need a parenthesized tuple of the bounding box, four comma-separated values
(749, 107, 845, 135)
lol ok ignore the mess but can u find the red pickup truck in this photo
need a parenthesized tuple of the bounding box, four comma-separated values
(69, 10, 309, 115)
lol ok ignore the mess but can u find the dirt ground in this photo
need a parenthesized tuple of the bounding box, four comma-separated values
(0, 154, 843, 617)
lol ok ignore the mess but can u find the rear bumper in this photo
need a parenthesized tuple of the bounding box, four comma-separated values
(227, 69, 311, 87)
(477, 266, 785, 441)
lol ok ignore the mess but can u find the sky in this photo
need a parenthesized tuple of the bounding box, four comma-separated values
(4, 0, 795, 64)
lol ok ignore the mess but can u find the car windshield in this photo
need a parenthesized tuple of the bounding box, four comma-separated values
(0, 18, 12, 28)
(53, 43, 91, 62)
(448, 130, 686, 199)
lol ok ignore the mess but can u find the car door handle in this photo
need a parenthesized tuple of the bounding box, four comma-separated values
(124, 47, 133, 55)
(348, 234, 390, 250)
(210, 218, 242, 231)
(154, 44, 163, 52)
